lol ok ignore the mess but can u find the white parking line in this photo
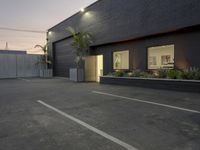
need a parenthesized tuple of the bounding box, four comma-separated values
(37, 100, 139, 150)
(92, 91, 200, 114)
(18, 78, 30, 82)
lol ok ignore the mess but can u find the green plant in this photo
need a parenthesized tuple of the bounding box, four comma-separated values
(107, 72, 113, 76)
(140, 72, 155, 78)
(35, 44, 51, 68)
(132, 70, 142, 77)
(194, 71, 200, 80)
(166, 70, 180, 79)
(108, 68, 200, 80)
(175, 71, 184, 79)
(127, 72, 134, 77)
(182, 67, 200, 80)
(66, 27, 93, 68)
(123, 72, 129, 77)
(113, 71, 124, 77)
(158, 69, 167, 78)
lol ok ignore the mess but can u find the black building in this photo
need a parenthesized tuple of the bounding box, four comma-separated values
(47, 0, 200, 81)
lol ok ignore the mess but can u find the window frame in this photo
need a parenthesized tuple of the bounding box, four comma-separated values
(147, 44, 175, 70)
(112, 50, 130, 70)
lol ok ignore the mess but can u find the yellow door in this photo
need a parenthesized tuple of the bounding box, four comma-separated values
(85, 56, 96, 82)
(85, 55, 103, 82)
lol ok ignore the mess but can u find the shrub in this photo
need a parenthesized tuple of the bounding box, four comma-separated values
(182, 67, 200, 80)
(133, 70, 142, 77)
(127, 72, 134, 77)
(166, 70, 182, 79)
(194, 70, 200, 80)
(123, 72, 130, 77)
(127, 70, 155, 78)
(175, 71, 184, 79)
(107, 72, 113, 76)
(113, 70, 124, 77)
(158, 69, 183, 79)
(108, 67, 200, 80)
(139, 72, 155, 78)
(126, 70, 140, 77)
(158, 69, 167, 78)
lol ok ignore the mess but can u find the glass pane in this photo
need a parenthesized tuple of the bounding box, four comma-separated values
(113, 50, 129, 70)
(148, 45, 174, 69)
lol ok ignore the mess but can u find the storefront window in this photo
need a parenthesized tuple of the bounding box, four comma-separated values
(113, 50, 129, 70)
(148, 45, 174, 69)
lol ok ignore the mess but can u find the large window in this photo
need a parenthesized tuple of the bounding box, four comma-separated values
(148, 45, 174, 69)
(113, 50, 129, 70)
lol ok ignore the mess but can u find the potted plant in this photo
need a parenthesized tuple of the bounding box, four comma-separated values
(35, 44, 52, 78)
(67, 27, 93, 82)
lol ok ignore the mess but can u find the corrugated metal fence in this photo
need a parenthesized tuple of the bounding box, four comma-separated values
(0, 54, 44, 79)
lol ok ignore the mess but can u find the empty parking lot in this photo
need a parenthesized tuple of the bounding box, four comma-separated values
(0, 78, 200, 150)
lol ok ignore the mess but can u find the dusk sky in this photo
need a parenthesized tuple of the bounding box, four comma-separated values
(0, 0, 97, 54)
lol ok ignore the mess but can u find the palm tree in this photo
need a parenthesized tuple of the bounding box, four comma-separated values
(66, 27, 92, 68)
(35, 44, 51, 66)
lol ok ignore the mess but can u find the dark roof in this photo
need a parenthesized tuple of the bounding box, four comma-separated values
(0, 50, 27, 54)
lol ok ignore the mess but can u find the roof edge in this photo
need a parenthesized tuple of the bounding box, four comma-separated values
(90, 24, 200, 47)
(48, 0, 102, 31)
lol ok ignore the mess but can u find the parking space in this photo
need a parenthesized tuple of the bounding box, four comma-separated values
(0, 78, 200, 150)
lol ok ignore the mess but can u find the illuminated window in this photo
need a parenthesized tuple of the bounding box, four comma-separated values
(113, 50, 129, 70)
(148, 45, 174, 69)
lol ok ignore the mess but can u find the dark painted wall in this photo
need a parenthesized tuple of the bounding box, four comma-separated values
(48, 0, 200, 45)
(92, 28, 200, 75)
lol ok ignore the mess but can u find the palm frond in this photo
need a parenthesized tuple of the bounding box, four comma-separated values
(66, 26, 93, 68)
(35, 44, 47, 53)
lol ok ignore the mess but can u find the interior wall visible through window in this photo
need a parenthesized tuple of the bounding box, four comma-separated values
(148, 45, 174, 69)
(113, 50, 129, 70)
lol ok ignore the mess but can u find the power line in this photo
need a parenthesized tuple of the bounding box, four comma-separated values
(0, 27, 46, 34)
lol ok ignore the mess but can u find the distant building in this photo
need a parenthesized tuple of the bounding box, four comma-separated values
(0, 50, 27, 55)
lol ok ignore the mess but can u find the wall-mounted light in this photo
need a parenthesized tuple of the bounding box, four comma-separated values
(85, 12, 90, 15)
(48, 31, 52, 35)
(80, 8, 85, 12)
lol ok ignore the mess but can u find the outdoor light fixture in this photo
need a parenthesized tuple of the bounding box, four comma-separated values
(48, 31, 52, 35)
(85, 12, 89, 15)
(80, 8, 85, 12)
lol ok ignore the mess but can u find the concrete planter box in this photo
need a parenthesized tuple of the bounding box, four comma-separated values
(100, 76, 200, 93)
(39, 69, 53, 78)
(69, 68, 84, 82)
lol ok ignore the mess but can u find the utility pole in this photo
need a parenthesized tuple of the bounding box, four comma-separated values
(5, 42, 8, 50)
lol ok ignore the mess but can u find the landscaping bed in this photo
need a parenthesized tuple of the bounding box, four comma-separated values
(100, 68, 200, 93)
(100, 76, 200, 93)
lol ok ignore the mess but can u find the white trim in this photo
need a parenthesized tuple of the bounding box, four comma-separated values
(18, 78, 30, 82)
(92, 91, 200, 114)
